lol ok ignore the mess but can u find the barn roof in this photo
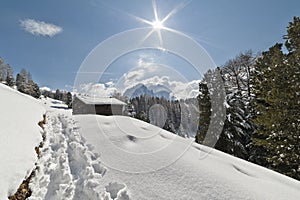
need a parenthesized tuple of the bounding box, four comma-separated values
(76, 95, 127, 105)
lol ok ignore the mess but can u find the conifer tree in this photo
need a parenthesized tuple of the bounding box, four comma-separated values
(6, 75, 15, 87)
(16, 72, 27, 93)
(66, 92, 73, 108)
(195, 82, 211, 144)
(203, 69, 226, 147)
(16, 68, 40, 98)
(250, 17, 300, 180)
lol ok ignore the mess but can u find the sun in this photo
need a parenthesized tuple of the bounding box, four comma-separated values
(152, 20, 164, 30)
(127, 0, 191, 47)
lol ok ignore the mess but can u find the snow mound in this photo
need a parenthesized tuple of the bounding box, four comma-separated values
(0, 84, 45, 200)
(75, 114, 300, 200)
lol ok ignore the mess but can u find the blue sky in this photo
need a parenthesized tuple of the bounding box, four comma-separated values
(0, 0, 299, 90)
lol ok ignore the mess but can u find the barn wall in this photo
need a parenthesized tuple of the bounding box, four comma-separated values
(73, 96, 125, 115)
(73, 97, 96, 115)
(111, 105, 125, 115)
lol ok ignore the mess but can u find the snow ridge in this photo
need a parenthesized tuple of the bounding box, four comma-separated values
(28, 111, 129, 200)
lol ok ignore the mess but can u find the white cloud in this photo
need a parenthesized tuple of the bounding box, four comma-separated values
(40, 86, 51, 92)
(123, 69, 145, 86)
(136, 57, 158, 72)
(20, 18, 62, 37)
(121, 57, 183, 89)
(105, 81, 115, 87)
(79, 83, 117, 97)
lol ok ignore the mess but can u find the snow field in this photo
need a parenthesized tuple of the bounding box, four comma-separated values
(75, 114, 300, 200)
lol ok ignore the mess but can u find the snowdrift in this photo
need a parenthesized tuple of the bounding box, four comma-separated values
(0, 84, 45, 199)
(75, 114, 300, 200)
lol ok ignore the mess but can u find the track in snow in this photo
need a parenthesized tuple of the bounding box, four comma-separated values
(28, 111, 129, 200)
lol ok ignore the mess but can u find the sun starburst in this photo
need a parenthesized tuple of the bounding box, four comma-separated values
(128, 0, 191, 48)
(152, 20, 164, 30)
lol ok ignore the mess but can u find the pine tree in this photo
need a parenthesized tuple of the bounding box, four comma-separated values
(0, 58, 6, 82)
(203, 69, 226, 147)
(250, 17, 300, 180)
(196, 68, 225, 147)
(16, 73, 27, 93)
(28, 80, 41, 98)
(66, 92, 73, 108)
(6, 75, 15, 87)
(195, 82, 211, 143)
(55, 89, 61, 100)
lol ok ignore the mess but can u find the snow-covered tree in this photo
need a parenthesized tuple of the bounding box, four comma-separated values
(0, 59, 14, 84)
(215, 52, 255, 159)
(16, 68, 40, 98)
(195, 53, 255, 159)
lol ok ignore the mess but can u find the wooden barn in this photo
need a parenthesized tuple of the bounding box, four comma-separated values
(72, 95, 127, 116)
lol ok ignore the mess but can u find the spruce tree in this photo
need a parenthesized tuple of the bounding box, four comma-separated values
(28, 80, 41, 98)
(55, 89, 61, 100)
(195, 82, 211, 144)
(6, 75, 15, 87)
(0, 58, 6, 82)
(66, 92, 73, 108)
(250, 17, 300, 180)
(16, 73, 27, 93)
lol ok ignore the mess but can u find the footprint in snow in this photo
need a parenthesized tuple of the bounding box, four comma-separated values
(105, 182, 129, 200)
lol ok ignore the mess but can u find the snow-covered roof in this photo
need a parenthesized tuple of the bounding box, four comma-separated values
(76, 95, 126, 105)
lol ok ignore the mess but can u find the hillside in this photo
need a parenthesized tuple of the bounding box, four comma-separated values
(0, 84, 45, 199)
(1, 83, 300, 200)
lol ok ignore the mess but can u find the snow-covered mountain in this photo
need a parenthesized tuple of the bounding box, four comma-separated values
(147, 84, 172, 98)
(123, 83, 154, 98)
(123, 83, 171, 99)
(1, 83, 300, 200)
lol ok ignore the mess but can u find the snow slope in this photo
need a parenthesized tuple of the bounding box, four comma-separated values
(75, 115, 300, 200)
(1, 83, 299, 199)
(0, 84, 45, 200)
